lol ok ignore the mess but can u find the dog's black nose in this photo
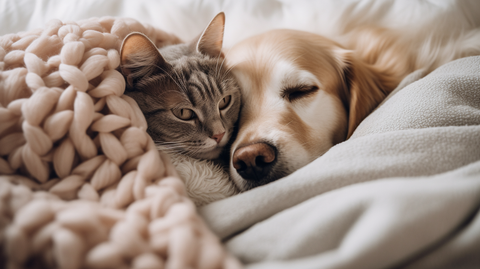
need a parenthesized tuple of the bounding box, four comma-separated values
(232, 143, 277, 181)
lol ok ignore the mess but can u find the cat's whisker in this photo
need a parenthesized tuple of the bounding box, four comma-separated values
(155, 64, 189, 94)
(217, 46, 237, 80)
(156, 139, 217, 157)
(154, 139, 188, 144)
(156, 143, 195, 148)
(161, 144, 189, 149)
(155, 141, 182, 144)
(171, 67, 189, 93)
(221, 66, 235, 79)
(220, 62, 239, 81)
(156, 144, 190, 152)
(161, 149, 189, 155)
(156, 143, 185, 148)
(217, 57, 227, 80)
(214, 51, 223, 79)
(167, 145, 205, 155)
(155, 140, 206, 147)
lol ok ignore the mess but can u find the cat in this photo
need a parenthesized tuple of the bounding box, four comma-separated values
(119, 12, 241, 161)
(119, 13, 241, 205)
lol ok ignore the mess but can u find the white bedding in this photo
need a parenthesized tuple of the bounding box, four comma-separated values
(2, 0, 480, 268)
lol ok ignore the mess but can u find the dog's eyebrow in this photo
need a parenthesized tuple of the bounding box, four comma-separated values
(281, 84, 320, 102)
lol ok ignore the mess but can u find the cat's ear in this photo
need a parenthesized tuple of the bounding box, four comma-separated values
(191, 12, 225, 58)
(120, 32, 170, 88)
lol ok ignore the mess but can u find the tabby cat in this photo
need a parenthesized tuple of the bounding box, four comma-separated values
(119, 13, 241, 160)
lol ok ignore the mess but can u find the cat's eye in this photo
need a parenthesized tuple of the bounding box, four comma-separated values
(282, 85, 319, 102)
(172, 108, 196, 120)
(218, 95, 231, 110)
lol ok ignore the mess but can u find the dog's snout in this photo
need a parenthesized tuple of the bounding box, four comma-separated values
(232, 143, 277, 181)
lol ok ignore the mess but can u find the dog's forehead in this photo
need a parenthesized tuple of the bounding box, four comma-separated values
(229, 54, 320, 92)
(227, 33, 341, 95)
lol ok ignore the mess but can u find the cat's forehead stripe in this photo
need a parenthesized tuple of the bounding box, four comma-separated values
(196, 72, 215, 100)
(209, 75, 223, 95)
(187, 81, 207, 100)
(185, 88, 197, 107)
(203, 72, 216, 101)
(178, 73, 197, 107)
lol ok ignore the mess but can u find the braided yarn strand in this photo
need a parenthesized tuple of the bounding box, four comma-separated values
(0, 17, 242, 269)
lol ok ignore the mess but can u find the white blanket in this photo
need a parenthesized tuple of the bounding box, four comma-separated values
(199, 56, 480, 268)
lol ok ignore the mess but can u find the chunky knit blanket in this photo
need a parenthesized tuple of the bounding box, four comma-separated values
(0, 17, 241, 269)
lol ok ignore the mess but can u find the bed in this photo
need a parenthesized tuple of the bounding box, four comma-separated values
(1, 0, 480, 268)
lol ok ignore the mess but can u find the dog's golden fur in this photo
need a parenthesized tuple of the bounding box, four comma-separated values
(226, 27, 480, 191)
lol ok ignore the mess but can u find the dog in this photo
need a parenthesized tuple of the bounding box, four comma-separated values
(225, 27, 480, 191)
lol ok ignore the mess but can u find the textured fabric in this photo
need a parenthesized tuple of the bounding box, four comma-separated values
(0, 17, 241, 269)
(199, 56, 480, 268)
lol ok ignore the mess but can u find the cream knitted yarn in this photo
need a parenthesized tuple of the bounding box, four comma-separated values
(0, 17, 241, 269)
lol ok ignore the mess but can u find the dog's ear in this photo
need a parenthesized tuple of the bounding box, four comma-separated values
(337, 49, 390, 138)
(190, 12, 225, 58)
(120, 32, 171, 89)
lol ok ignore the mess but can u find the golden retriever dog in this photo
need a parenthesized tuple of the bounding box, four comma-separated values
(226, 27, 480, 191)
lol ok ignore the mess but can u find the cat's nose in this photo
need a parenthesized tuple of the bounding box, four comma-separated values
(232, 143, 277, 181)
(211, 132, 225, 144)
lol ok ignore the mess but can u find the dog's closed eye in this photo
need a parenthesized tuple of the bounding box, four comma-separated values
(282, 85, 319, 102)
